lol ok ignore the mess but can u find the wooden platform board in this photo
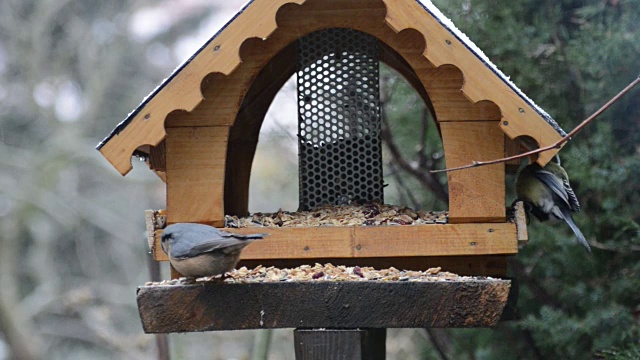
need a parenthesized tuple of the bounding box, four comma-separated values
(137, 278, 510, 333)
(145, 205, 527, 277)
(149, 222, 521, 262)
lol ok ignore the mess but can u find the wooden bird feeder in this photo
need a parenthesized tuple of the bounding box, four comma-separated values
(98, 0, 566, 355)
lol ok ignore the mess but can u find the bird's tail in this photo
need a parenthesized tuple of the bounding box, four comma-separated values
(560, 207, 592, 254)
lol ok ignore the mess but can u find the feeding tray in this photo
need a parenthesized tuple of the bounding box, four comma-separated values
(137, 264, 511, 333)
(145, 203, 528, 277)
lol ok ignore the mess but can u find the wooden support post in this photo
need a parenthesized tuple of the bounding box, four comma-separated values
(165, 125, 229, 227)
(440, 121, 506, 223)
(294, 329, 386, 360)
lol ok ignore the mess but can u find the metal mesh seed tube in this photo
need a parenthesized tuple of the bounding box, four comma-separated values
(297, 28, 383, 211)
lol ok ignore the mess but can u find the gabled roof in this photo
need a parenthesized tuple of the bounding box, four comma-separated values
(98, 0, 566, 175)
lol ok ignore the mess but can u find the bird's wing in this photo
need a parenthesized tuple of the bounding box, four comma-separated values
(563, 178, 581, 212)
(166, 223, 267, 258)
(534, 170, 571, 208)
(175, 230, 267, 258)
(174, 236, 255, 258)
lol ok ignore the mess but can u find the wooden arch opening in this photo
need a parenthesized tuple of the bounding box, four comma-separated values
(225, 28, 444, 218)
(159, 1, 510, 231)
(144, 0, 527, 275)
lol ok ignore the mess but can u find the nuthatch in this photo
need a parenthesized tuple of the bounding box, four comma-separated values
(161, 223, 267, 278)
(516, 158, 591, 253)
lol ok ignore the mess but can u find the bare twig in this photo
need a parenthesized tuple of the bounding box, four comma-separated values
(251, 330, 274, 360)
(381, 113, 449, 202)
(588, 240, 640, 253)
(418, 328, 452, 360)
(507, 258, 563, 309)
(380, 75, 448, 202)
(0, 297, 43, 360)
(387, 162, 422, 209)
(431, 75, 640, 174)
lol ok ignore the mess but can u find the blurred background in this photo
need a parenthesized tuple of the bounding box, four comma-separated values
(0, 0, 638, 359)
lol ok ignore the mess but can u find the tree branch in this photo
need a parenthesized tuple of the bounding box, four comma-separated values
(0, 297, 43, 360)
(379, 76, 448, 203)
(387, 162, 421, 209)
(507, 258, 564, 309)
(380, 115, 449, 202)
(419, 328, 452, 360)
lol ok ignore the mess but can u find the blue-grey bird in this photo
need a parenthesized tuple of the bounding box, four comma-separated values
(161, 223, 267, 278)
(516, 159, 591, 253)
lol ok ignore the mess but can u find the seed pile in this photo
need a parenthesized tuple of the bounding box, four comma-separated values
(145, 263, 494, 286)
(225, 203, 448, 228)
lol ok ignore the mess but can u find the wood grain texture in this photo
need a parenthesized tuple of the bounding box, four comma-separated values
(294, 329, 386, 360)
(419, 65, 501, 121)
(165, 126, 229, 225)
(513, 201, 529, 243)
(150, 223, 518, 262)
(137, 279, 511, 333)
(148, 140, 166, 171)
(100, 0, 562, 175)
(144, 211, 157, 251)
(440, 121, 505, 223)
(504, 135, 523, 174)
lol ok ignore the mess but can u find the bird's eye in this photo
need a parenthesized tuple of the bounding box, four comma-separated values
(161, 234, 171, 242)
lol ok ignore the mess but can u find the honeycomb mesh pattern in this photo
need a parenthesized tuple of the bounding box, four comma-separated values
(297, 29, 383, 211)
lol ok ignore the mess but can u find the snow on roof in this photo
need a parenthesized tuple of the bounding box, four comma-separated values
(98, 0, 566, 151)
(415, 0, 566, 136)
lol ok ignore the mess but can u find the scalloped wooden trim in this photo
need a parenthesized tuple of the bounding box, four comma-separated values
(99, 0, 306, 175)
(100, 0, 562, 175)
(382, 0, 562, 165)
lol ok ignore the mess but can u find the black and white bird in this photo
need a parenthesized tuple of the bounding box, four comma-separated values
(516, 158, 591, 253)
(161, 223, 267, 278)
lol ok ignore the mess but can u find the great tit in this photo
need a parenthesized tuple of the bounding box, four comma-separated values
(515, 159, 591, 253)
(161, 223, 267, 278)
